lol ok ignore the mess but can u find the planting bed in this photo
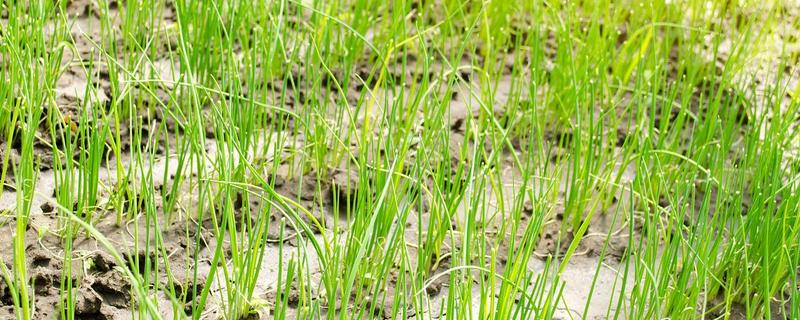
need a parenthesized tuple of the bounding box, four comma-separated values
(1, 1, 799, 319)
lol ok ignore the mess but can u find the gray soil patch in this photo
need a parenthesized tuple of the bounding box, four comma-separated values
(1, 1, 798, 320)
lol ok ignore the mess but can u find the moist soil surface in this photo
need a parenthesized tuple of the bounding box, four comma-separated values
(1, 1, 799, 320)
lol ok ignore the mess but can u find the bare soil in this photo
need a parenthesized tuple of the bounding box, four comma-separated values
(1, 1, 798, 320)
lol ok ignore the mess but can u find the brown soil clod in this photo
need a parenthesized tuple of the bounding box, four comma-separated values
(40, 202, 55, 214)
(75, 286, 103, 317)
(90, 271, 132, 309)
(89, 251, 118, 273)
